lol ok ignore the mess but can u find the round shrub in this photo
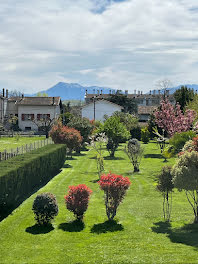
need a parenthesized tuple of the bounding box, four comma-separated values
(32, 193, 58, 225)
(64, 184, 92, 221)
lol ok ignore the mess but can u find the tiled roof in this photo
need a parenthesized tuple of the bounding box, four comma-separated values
(138, 105, 157, 115)
(16, 97, 60, 106)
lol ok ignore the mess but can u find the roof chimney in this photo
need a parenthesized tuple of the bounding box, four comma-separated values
(2, 88, 5, 97)
(158, 90, 160, 95)
(22, 94, 24, 99)
(53, 97, 55, 105)
(153, 90, 156, 96)
(97, 90, 100, 95)
(166, 90, 169, 96)
(134, 90, 136, 95)
(100, 90, 103, 95)
(109, 89, 111, 94)
(141, 91, 143, 95)
(125, 90, 128, 96)
(93, 89, 95, 94)
(6, 89, 8, 98)
(149, 90, 151, 95)
(85, 89, 88, 96)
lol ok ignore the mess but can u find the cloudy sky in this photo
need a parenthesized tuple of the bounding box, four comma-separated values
(1, 0, 198, 93)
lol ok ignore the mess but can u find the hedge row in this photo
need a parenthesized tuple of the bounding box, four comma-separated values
(0, 144, 66, 214)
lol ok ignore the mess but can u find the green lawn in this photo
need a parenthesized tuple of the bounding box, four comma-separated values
(0, 142, 198, 264)
(0, 136, 45, 152)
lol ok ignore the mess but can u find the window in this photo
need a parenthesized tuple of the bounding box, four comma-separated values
(21, 114, 34, 121)
(25, 127, 31, 130)
(37, 114, 50, 120)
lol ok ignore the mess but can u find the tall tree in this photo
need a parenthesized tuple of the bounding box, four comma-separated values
(174, 86, 195, 111)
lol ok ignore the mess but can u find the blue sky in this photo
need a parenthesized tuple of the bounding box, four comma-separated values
(0, 0, 198, 93)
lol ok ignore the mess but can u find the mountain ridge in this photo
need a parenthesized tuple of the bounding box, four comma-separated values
(27, 82, 198, 100)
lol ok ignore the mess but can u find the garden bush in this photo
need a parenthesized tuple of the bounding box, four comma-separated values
(100, 116, 130, 157)
(64, 184, 92, 221)
(156, 166, 174, 222)
(124, 139, 143, 172)
(141, 127, 150, 144)
(32, 193, 58, 225)
(0, 144, 66, 213)
(50, 121, 82, 156)
(169, 130, 196, 153)
(130, 125, 141, 141)
(98, 173, 131, 220)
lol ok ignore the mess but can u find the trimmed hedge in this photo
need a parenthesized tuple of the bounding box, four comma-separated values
(0, 144, 66, 213)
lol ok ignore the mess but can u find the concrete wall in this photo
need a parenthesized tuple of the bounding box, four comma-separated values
(82, 100, 122, 121)
(18, 105, 60, 131)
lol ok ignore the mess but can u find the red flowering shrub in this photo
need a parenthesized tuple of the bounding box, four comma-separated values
(98, 173, 131, 220)
(64, 184, 92, 220)
(50, 121, 82, 156)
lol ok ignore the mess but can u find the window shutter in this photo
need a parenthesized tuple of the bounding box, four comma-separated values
(47, 114, 50, 119)
(37, 114, 40, 120)
(22, 114, 25, 121)
(31, 114, 34, 120)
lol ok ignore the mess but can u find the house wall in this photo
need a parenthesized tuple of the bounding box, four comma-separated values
(82, 101, 122, 121)
(18, 105, 60, 131)
(5, 101, 18, 117)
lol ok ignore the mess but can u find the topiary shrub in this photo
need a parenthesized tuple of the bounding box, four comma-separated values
(64, 184, 92, 221)
(141, 127, 150, 144)
(32, 193, 58, 225)
(124, 138, 144, 172)
(156, 166, 174, 222)
(98, 173, 131, 220)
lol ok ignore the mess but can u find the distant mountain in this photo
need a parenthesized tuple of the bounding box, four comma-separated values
(30, 82, 116, 100)
(167, 84, 198, 94)
(147, 84, 198, 95)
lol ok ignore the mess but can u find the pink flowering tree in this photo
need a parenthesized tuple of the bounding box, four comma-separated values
(154, 98, 196, 137)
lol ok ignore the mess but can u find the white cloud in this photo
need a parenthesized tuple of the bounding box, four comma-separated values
(0, 0, 198, 93)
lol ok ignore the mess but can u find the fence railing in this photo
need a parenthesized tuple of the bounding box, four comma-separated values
(0, 138, 54, 162)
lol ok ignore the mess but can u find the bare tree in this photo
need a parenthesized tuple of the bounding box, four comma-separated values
(155, 79, 173, 93)
(32, 116, 56, 138)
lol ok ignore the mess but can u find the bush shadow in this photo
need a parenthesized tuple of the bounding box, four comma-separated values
(58, 219, 85, 232)
(66, 157, 77, 160)
(91, 220, 124, 234)
(73, 152, 86, 157)
(25, 224, 54, 235)
(152, 221, 198, 248)
(90, 179, 99, 183)
(144, 154, 163, 159)
(104, 156, 125, 161)
(63, 164, 72, 168)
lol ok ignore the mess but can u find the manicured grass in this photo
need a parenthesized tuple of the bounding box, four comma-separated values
(0, 136, 45, 151)
(0, 142, 198, 263)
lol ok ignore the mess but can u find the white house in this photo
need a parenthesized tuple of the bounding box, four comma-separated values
(82, 99, 123, 121)
(17, 97, 61, 131)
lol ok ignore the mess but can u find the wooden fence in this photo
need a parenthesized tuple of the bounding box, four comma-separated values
(0, 138, 54, 161)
